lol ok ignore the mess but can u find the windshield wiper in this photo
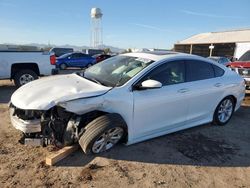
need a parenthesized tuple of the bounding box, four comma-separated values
(86, 76, 107, 86)
(90, 78, 102, 85)
(78, 72, 106, 86)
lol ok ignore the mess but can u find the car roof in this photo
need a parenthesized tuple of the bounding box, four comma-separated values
(122, 51, 202, 61)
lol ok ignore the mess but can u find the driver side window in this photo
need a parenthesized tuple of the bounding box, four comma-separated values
(141, 61, 185, 86)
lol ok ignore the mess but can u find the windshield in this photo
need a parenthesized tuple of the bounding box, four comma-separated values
(58, 53, 72, 58)
(84, 55, 154, 87)
(239, 50, 250, 61)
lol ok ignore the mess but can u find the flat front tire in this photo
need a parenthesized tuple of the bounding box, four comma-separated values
(79, 114, 126, 154)
(213, 97, 235, 126)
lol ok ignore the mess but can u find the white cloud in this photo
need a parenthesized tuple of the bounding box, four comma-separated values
(129, 23, 172, 32)
(181, 10, 244, 19)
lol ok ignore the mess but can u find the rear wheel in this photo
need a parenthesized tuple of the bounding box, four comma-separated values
(14, 69, 38, 87)
(79, 114, 126, 154)
(213, 97, 235, 125)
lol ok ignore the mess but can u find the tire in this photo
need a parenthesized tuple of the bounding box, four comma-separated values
(59, 63, 67, 70)
(14, 69, 38, 87)
(213, 96, 235, 126)
(79, 114, 127, 154)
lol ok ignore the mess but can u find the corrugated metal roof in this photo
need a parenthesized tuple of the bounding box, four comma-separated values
(176, 29, 250, 44)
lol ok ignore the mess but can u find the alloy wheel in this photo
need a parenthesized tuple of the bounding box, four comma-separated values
(217, 99, 233, 123)
(19, 74, 34, 85)
(92, 127, 124, 153)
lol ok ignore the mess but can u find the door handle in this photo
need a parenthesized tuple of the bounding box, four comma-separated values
(178, 88, 189, 93)
(214, 83, 222, 87)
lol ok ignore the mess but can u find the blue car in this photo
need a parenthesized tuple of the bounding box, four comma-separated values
(56, 52, 96, 69)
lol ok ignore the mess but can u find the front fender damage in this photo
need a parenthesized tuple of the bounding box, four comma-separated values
(10, 96, 107, 147)
(58, 96, 105, 115)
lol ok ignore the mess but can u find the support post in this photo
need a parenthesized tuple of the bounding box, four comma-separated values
(209, 44, 214, 57)
(190, 44, 193, 54)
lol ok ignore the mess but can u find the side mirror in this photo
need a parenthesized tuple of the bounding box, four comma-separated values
(140, 79, 162, 89)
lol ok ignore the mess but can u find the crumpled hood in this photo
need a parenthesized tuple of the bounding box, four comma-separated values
(11, 74, 111, 110)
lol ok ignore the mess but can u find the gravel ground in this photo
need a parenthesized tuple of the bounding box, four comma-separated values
(0, 79, 250, 188)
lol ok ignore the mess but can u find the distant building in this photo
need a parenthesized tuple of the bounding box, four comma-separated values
(0, 44, 39, 51)
(174, 29, 250, 59)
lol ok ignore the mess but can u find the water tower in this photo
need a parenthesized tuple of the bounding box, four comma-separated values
(90, 8, 103, 48)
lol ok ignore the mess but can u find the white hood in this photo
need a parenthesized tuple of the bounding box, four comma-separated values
(11, 74, 111, 110)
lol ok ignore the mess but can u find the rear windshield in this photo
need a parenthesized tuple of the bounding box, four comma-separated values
(239, 50, 250, 61)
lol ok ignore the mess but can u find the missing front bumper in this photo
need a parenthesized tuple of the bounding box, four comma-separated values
(9, 107, 41, 133)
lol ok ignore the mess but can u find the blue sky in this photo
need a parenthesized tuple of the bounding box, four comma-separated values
(0, 0, 249, 49)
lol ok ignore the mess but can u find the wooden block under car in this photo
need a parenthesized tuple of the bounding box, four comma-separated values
(45, 145, 79, 166)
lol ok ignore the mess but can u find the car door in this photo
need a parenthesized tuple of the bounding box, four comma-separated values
(65, 53, 77, 67)
(132, 60, 189, 138)
(184, 60, 225, 124)
(79, 53, 92, 67)
(83, 54, 92, 66)
(74, 53, 83, 67)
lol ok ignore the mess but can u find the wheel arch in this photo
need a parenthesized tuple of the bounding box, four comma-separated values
(11, 63, 40, 79)
(79, 110, 128, 136)
(227, 95, 237, 106)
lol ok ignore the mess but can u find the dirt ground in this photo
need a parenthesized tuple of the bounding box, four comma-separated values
(0, 79, 250, 188)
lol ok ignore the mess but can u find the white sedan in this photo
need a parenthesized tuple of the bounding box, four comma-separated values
(9, 52, 245, 154)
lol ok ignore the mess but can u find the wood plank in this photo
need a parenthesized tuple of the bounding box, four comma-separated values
(46, 145, 79, 166)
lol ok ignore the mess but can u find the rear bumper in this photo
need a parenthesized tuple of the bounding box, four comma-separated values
(9, 108, 41, 133)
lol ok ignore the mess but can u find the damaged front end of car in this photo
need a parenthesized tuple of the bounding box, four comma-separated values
(8, 73, 112, 147)
(9, 103, 84, 147)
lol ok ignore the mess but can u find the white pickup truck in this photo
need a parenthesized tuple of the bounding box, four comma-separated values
(0, 51, 55, 86)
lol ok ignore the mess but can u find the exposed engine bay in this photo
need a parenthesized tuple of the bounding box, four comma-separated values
(9, 103, 104, 147)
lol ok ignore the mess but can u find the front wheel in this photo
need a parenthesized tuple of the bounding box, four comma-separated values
(59, 63, 67, 70)
(213, 97, 235, 125)
(79, 114, 126, 154)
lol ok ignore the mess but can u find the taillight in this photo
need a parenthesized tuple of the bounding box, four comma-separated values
(50, 55, 56, 65)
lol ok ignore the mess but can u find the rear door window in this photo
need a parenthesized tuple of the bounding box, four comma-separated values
(80, 53, 89, 58)
(186, 60, 215, 82)
(213, 64, 225, 77)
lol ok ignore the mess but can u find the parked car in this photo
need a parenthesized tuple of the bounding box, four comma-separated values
(208, 56, 231, 66)
(93, 54, 112, 63)
(83, 49, 105, 56)
(9, 52, 245, 154)
(55, 52, 96, 69)
(228, 50, 250, 88)
(49, 47, 73, 57)
(0, 50, 55, 86)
